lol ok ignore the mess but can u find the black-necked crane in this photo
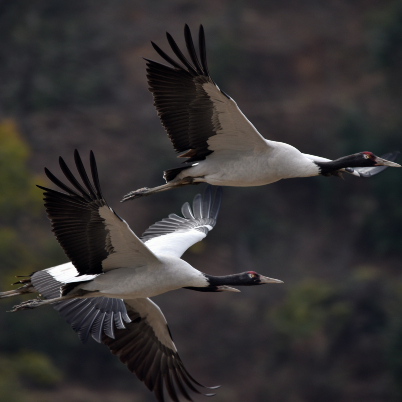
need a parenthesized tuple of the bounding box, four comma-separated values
(0, 150, 282, 402)
(122, 25, 400, 202)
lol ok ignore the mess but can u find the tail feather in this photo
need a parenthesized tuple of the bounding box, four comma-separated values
(1, 266, 130, 344)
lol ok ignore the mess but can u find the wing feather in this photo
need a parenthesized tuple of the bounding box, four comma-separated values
(142, 186, 222, 258)
(38, 150, 158, 275)
(102, 298, 218, 402)
(146, 24, 269, 165)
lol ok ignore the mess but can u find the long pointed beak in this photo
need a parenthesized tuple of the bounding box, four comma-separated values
(217, 285, 241, 292)
(260, 276, 284, 284)
(375, 157, 401, 167)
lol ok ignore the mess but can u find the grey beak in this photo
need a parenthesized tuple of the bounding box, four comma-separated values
(217, 285, 241, 292)
(375, 157, 401, 167)
(259, 275, 284, 284)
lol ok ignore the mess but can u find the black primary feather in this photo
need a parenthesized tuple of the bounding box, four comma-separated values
(102, 304, 218, 402)
(146, 24, 228, 165)
(37, 150, 124, 276)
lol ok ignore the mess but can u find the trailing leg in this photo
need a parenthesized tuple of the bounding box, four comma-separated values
(121, 177, 195, 202)
(10, 295, 74, 312)
(0, 278, 35, 299)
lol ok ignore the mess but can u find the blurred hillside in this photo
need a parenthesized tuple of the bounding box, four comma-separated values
(0, 0, 402, 401)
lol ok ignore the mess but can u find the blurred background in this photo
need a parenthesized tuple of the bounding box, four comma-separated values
(0, 0, 402, 401)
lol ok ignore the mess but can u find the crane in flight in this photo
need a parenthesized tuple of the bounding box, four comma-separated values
(122, 25, 400, 202)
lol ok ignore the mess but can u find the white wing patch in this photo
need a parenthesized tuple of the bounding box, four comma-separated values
(145, 230, 207, 258)
(98, 206, 160, 271)
(141, 186, 221, 259)
(202, 82, 269, 153)
(45, 262, 97, 283)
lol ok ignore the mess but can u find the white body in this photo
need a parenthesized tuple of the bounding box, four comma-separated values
(168, 81, 331, 186)
(81, 256, 207, 298)
(180, 141, 321, 186)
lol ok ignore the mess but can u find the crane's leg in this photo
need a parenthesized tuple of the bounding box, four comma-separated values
(121, 177, 195, 202)
(10, 295, 73, 312)
(0, 279, 35, 299)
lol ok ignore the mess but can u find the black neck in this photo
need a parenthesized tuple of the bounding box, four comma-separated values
(184, 273, 256, 292)
(204, 274, 248, 286)
(315, 153, 372, 176)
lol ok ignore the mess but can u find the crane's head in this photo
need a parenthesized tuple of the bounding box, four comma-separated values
(232, 271, 283, 286)
(316, 151, 400, 176)
(358, 152, 401, 167)
(184, 271, 283, 293)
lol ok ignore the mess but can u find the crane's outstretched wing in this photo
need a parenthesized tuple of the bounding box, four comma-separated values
(303, 151, 400, 178)
(37, 150, 160, 275)
(146, 24, 269, 165)
(142, 185, 222, 258)
(102, 298, 219, 402)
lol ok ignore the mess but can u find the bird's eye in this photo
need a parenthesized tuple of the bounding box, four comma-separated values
(249, 273, 256, 279)
(363, 154, 369, 159)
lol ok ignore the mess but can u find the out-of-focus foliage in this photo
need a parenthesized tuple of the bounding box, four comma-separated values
(0, 0, 401, 401)
(0, 119, 43, 220)
(260, 269, 402, 401)
(0, 351, 62, 402)
(0, 119, 65, 401)
(0, 119, 48, 284)
(271, 280, 351, 341)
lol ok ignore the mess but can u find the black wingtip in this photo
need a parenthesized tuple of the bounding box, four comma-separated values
(198, 25, 210, 77)
(44, 166, 83, 198)
(74, 149, 98, 199)
(36, 184, 49, 191)
(183, 24, 204, 75)
(166, 30, 198, 75)
(151, 40, 184, 71)
(89, 150, 104, 200)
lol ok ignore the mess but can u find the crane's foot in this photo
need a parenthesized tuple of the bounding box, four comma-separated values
(121, 187, 150, 202)
(9, 296, 62, 312)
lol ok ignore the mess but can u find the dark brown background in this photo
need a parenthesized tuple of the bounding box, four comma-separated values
(0, 1, 402, 401)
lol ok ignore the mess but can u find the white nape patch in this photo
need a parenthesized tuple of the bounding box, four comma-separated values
(145, 230, 206, 258)
(45, 262, 97, 283)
